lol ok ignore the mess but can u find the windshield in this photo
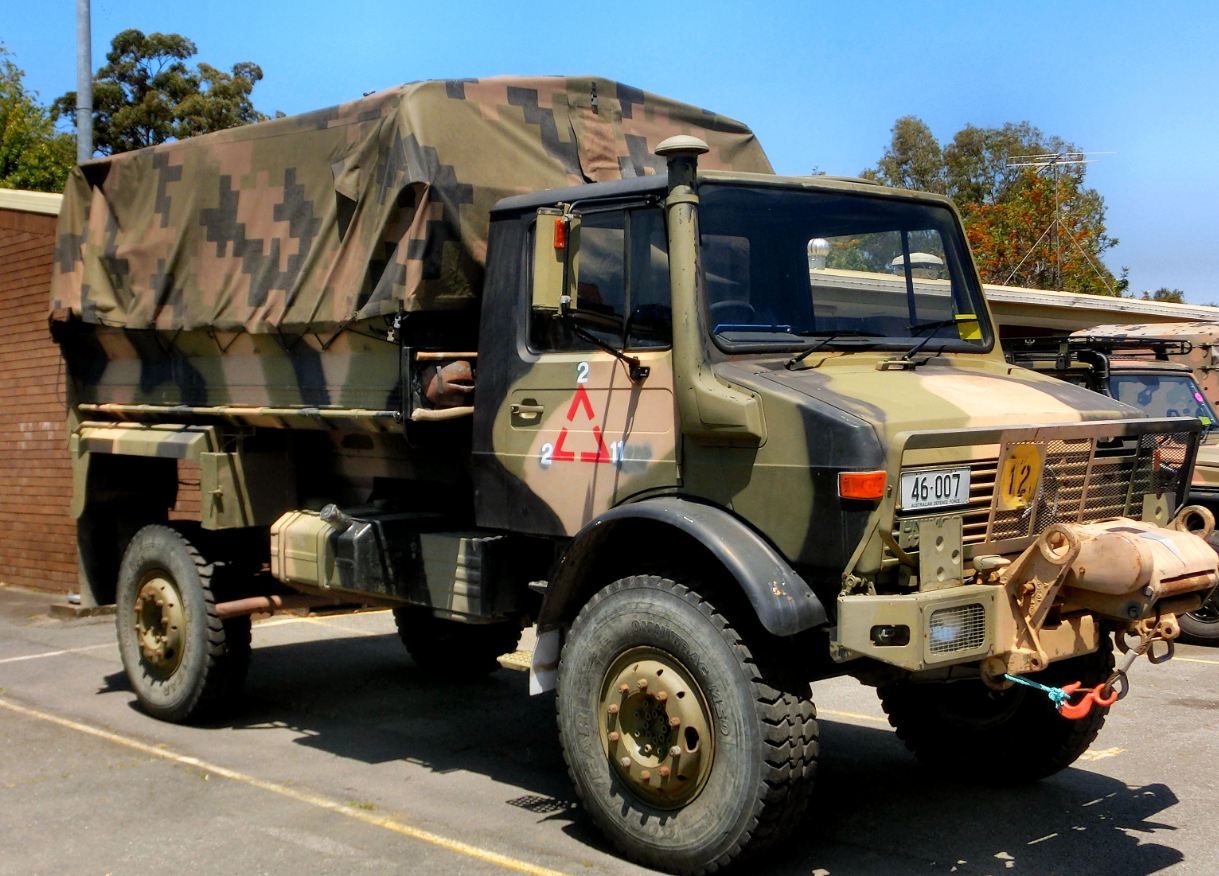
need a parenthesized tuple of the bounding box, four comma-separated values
(698, 183, 992, 352)
(1109, 372, 1217, 428)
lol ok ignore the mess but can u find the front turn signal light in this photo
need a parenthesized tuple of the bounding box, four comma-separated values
(838, 470, 886, 500)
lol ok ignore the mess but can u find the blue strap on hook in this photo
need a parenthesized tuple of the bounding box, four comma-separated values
(1003, 673, 1070, 708)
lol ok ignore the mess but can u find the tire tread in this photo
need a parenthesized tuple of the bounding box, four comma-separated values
(559, 575, 818, 874)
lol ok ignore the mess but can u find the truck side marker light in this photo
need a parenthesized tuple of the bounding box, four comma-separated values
(838, 471, 886, 500)
(553, 217, 567, 250)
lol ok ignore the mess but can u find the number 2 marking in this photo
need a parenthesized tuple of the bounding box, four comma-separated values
(540, 443, 554, 467)
(575, 361, 589, 384)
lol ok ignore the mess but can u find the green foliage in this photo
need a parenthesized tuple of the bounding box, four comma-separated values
(862, 116, 946, 194)
(54, 29, 268, 155)
(0, 46, 74, 192)
(1139, 287, 1186, 304)
(864, 117, 1122, 296)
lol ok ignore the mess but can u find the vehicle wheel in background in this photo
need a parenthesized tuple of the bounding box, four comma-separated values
(392, 606, 521, 677)
(1179, 594, 1219, 644)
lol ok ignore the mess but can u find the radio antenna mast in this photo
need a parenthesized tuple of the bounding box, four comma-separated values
(1002, 151, 1114, 292)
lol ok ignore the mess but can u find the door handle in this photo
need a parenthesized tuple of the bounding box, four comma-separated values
(511, 401, 544, 425)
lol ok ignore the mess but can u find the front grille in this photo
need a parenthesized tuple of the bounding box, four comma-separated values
(897, 429, 1193, 552)
(928, 603, 987, 654)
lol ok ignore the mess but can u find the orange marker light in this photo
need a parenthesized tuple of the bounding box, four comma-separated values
(553, 217, 568, 250)
(839, 471, 886, 500)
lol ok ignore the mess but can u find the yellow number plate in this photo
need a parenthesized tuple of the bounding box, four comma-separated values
(998, 444, 1044, 510)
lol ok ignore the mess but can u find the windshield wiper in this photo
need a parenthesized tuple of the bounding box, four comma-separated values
(713, 323, 796, 334)
(785, 330, 883, 370)
(908, 317, 960, 335)
(880, 333, 947, 370)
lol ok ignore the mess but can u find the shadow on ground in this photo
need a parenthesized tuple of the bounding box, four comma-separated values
(100, 630, 1185, 875)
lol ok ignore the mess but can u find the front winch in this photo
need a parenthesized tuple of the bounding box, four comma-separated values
(980, 507, 1216, 692)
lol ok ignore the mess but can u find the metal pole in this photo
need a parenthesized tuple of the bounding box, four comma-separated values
(75, 0, 93, 163)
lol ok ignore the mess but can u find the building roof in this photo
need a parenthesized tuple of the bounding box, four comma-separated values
(984, 283, 1219, 332)
(0, 189, 62, 216)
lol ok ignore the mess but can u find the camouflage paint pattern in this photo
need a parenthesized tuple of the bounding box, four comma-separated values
(50, 76, 770, 334)
(489, 351, 677, 534)
(683, 350, 1157, 571)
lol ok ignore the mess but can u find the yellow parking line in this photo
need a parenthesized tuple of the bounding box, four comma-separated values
(297, 616, 386, 637)
(819, 708, 890, 726)
(1175, 655, 1219, 666)
(0, 697, 568, 876)
(1077, 746, 1124, 762)
(0, 643, 112, 665)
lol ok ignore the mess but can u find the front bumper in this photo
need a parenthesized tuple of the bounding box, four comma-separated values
(834, 514, 1218, 674)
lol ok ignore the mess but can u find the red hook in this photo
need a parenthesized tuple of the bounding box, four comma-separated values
(1057, 681, 1120, 720)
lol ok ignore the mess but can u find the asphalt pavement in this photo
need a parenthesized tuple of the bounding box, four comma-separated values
(0, 582, 1216, 876)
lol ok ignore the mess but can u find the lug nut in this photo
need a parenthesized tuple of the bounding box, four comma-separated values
(669, 716, 681, 728)
(608, 731, 620, 743)
(640, 770, 651, 781)
(637, 678, 648, 690)
(659, 766, 671, 778)
(670, 745, 682, 757)
(619, 684, 630, 695)
(620, 757, 632, 769)
(607, 703, 620, 716)
(655, 691, 668, 703)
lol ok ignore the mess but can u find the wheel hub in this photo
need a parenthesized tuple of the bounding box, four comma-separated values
(133, 575, 185, 676)
(599, 647, 713, 809)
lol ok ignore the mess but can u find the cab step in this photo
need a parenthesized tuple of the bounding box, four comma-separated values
(498, 649, 533, 672)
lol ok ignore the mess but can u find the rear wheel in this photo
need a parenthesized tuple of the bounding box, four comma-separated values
(878, 641, 1114, 783)
(556, 576, 818, 874)
(115, 525, 250, 723)
(392, 607, 520, 677)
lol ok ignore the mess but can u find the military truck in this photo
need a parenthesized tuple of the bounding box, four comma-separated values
(50, 77, 1219, 873)
(1006, 333, 1219, 643)
(1064, 323, 1219, 522)
(1075, 322, 1219, 405)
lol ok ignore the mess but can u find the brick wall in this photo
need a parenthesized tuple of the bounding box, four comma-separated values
(0, 207, 76, 593)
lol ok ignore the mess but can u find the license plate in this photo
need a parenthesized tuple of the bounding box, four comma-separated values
(998, 444, 1044, 510)
(900, 467, 971, 511)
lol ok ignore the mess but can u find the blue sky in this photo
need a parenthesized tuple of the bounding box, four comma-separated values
(5, 1, 1218, 301)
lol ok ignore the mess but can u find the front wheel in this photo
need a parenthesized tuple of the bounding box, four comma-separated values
(556, 576, 818, 874)
(115, 525, 250, 723)
(878, 641, 1114, 782)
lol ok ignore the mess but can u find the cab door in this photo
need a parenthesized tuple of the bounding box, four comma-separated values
(490, 205, 679, 536)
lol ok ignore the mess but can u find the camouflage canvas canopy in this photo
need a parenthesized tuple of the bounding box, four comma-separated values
(51, 76, 772, 334)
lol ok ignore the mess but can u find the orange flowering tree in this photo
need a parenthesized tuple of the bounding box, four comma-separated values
(864, 118, 1125, 296)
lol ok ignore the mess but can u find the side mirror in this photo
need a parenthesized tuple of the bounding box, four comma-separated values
(531, 207, 580, 312)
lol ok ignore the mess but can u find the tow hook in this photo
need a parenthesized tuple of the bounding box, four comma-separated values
(1002, 615, 1178, 720)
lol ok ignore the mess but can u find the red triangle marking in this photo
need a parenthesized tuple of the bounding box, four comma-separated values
(551, 427, 576, 462)
(566, 385, 596, 422)
(580, 426, 614, 464)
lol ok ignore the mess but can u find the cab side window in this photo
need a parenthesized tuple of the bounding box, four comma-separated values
(530, 207, 670, 352)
